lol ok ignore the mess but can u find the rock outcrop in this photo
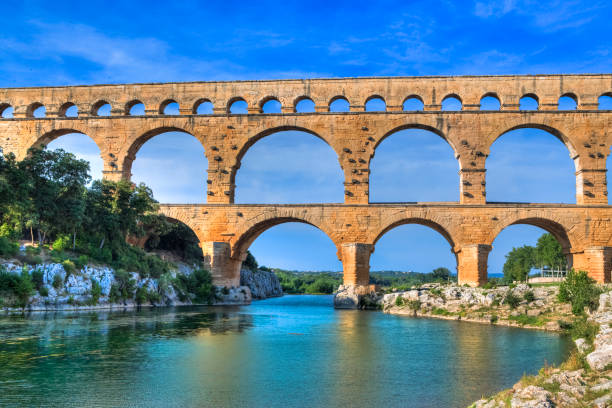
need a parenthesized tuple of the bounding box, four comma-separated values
(240, 268, 283, 299)
(381, 283, 569, 331)
(334, 284, 380, 309)
(0, 260, 252, 311)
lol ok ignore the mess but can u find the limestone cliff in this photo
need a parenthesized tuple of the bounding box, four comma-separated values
(240, 268, 283, 299)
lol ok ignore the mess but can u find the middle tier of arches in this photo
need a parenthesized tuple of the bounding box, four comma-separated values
(9, 111, 610, 206)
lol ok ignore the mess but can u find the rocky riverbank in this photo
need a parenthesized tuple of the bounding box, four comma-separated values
(471, 290, 612, 408)
(380, 283, 576, 331)
(0, 260, 276, 312)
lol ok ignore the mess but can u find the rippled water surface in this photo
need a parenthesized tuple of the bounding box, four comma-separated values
(0, 295, 571, 408)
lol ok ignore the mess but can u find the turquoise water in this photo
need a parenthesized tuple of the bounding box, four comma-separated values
(0, 295, 570, 408)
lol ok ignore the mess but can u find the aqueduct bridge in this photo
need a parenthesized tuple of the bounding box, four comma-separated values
(1, 74, 611, 288)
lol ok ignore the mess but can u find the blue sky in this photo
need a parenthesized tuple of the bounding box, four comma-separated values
(3, 1, 611, 274)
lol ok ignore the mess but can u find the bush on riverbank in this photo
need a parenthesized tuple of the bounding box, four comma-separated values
(0, 267, 34, 308)
(558, 269, 601, 315)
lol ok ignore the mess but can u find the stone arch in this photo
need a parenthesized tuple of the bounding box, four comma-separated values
(193, 98, 213, 114)
(441, 94, 462, 110)
(402, 95, 424, 111)
(371, 124, 459, 164)
(230, 125, 341, 190)
(121, 126, 204, 179)
(91, 100, 111, 116)
(25, 128, 105, 157)
(598, 92, 612, 110)
(364, 95, 386, 111)
(227, 97, 248, 114)
(0, 103, 12, 117)
(259, 96, 281, 113)
(520, 93, 539, 110)
(488, 123, 578, 160)
(373, 217, 457, 250)
(125, 100, 145, 115)
(58, 102, 78, 118)
(488, 216, 576, 256)
(328, 95, 350, 112)
(480, 92, 501, 110)
(231, 214, 337, 261)
(293, 96, 315, 112)
(26, 102, 45, 118)
(159, 99, 179, 114)
(559, 92, 578, 109)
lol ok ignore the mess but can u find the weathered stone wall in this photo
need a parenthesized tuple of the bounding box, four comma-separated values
(0, 74, 611, 287)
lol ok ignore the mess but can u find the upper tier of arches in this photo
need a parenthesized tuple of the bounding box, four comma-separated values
(2, 75, 611, 119)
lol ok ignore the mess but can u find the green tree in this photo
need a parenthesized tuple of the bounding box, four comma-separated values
(535, 233, 566, 269)
(432, 267, 451, 281)
(19, 147, 90, 245)
(503, 245, 536, 282)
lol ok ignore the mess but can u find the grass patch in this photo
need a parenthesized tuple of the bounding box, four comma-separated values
(431, 307, 452, 316)
(508, 314, 546, 327)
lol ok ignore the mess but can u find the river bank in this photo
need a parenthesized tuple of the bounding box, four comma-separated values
(380, 283, 576, 332)
(0, 257, 282, 313)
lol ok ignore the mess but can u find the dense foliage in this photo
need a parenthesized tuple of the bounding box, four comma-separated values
(558, 269, 601, 315)
(0, 147, 206, 273)
(502, 233, 566, 282)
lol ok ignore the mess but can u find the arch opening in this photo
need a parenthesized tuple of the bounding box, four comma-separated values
(370, 127, 459, 202)
(480, 94, 501, 111)
(160, 100, 179, 115)
(558, 94, 577, 110)
(488, 221, 571, 281)
(229, 98, 248, 114)
(59, 103, 78, 118)
(235, 220, 341, 277)
(129, 129, 208, 204)
(261, 98, 281, 114)
(0, 104, 13, 118)
(92, 101, 111, 116)
(365, 96, 386, 112)
(28, 103, 46, 118)
(371, 222, 456, 281)
(402, 96, 424, 111)
(295, 97, 315, 113)
(599, 93, 612, 110)
(487, 127, 575, 203)
(126, 100, 145, 116)
(45, 131, 104, 182)
(441, 95, 462, 111)
(194, 99, 213, 114)
(234, 129, 343, 204)
(329, 96, 350, 112)
(519, 94, 539, 111)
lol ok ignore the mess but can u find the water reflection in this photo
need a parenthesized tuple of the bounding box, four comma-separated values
(0, 297, 570, 408)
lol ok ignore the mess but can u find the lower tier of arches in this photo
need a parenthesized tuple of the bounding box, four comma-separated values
(159, 203, 612, 287)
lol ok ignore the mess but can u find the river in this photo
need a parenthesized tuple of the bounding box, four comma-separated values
(0, 295, 571, 408)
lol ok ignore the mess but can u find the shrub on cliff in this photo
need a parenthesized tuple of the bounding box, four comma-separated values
(558, 270, 600, 315)
(504, 291, 521, 309)
(173, 269, 215, 304)
(89, 279, 102, 305)
(0, 268, 34, 308)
